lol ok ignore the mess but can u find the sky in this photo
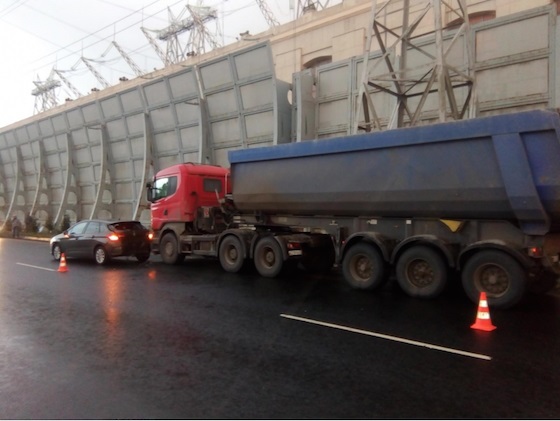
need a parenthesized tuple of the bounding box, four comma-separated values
(0, 0, 334, 128)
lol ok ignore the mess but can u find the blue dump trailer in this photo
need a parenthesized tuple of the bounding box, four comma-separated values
(227, 109, 560, 308)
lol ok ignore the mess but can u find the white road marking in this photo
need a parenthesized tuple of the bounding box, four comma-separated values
(16, 263, 57, 272)
(280, 313, 492, 361)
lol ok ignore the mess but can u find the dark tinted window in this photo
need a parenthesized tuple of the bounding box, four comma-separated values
(110, 221, 146, 232)
(203, 178, 222, 193)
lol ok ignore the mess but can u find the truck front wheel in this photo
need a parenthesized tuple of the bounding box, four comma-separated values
(396, 246, 447, 298)
(342, 243, 386, 290)
(160, 233, 185, 265)
(461, 250, 526, 309)
(219, 236, 245, 273)
(254, 237, 284, 278)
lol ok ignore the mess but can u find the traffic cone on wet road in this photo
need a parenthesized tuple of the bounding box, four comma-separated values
(58, 253, 68, 273)
(471, 292, 496, 331)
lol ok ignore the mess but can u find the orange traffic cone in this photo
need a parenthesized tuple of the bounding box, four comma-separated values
(58, 253, 68, 273)
(471, 292, 496, 331)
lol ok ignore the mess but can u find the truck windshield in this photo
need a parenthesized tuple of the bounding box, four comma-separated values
(151, 176, 177, 201)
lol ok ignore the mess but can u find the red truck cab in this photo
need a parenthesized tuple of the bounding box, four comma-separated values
(147, 163, 231, 232)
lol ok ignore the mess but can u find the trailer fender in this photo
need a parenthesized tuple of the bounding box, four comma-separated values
(391, 235, 457, 268)
(458, 240, 534, 270)
(341, 232, 393, 263)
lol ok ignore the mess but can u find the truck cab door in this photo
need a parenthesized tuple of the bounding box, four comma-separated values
(150, 175, 180, 228)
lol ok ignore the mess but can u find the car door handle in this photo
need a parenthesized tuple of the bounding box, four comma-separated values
(164, 209, 168, 215)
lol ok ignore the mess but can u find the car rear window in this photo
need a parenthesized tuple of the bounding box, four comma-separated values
(109, 221, 146, 232)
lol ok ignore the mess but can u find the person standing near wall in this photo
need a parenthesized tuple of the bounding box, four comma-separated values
(11, 215, 22, 238)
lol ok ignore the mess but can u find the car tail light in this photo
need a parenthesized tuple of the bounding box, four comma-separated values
(148, 232, 154, 241)
(107, 233, 120, 242)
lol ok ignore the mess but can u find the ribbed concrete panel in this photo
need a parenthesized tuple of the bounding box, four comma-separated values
(121, 89, 144, 113)
(106, 119, 127, 140)
(0, 42, 291, 228)
(293, 5, 556, 139)
(67, 108, 85, 128)
(144, 80, 170, 106)
(82, 103, 101, 124)
(198, 42, 291, 167)
(168, 70, 198, 99)
(100, 96, 122, 119)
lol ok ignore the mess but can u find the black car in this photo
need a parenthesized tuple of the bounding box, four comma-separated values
(50, 219, 153, 265)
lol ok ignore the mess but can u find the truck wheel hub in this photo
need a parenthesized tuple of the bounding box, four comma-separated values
(407, 260, 433, 287)
(356, 256, 372, 278)
(478, 264, 508, 295)
(264, 249, 275, 265)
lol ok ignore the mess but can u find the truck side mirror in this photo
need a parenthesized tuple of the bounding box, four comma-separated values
(146, 184, 154, 202)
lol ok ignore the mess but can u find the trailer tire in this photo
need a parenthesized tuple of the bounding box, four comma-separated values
(160, 233, 184, 265)
(254, 237, 283, 278)
(219, 236, 245, 273)
(462, 250, 526, 309)
(342, 243, 386, 290)
(396, 246, 447, 298)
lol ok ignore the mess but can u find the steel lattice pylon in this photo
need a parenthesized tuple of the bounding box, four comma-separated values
(255, 0, 280, 27)
(353, 0, 476, 133)
(295, 0, 332, 16)
(31, 69, 61, 114)
(142, 2, 220, 66)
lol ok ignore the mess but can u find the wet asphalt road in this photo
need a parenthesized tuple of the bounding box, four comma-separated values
(0, 238, 559, 419)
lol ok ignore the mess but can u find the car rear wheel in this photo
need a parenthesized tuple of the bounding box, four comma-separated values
(94, 245, 110, 265)
(52, 243, 62, 261)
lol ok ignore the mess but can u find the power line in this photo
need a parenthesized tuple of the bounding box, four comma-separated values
(0, 0, 28, 19)
(25, 0, 181, 69)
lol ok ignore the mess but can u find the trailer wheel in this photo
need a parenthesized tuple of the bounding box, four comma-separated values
(342, 243, 386, 290)
(219, 236, 245, 273)
(396, 246, 447, 298)
(254, 237, 284, 278)
(160, 233, 185, 265)
(462, 250, 526, 309)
